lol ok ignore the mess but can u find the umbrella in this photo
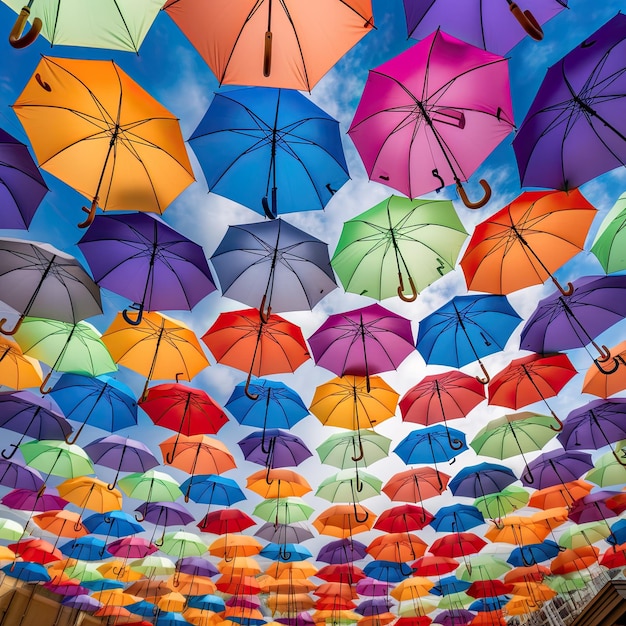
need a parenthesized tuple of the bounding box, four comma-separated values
(308, 303, 414, 392)
(367, 533, 427, 563)
(586, 446, 626, 487)
(0, 127, 47, 228)
(197, 508, 255, 535)
(49, 373, 138, 445)
(119, 470, 182, 503)
(460, 189, 596, 296)
(582, 340, 626, 398)
(1, 488, 66, 513)
(404, 0, 567, 54)
(316, 469, 382, 514)
(313, 504, 376, 537)
(393, 425, 468, 467)
(57, 476, 122, 522)
(559, 521, 612, 549)
(348, 29, 514, 208)
(60, 536, 109, 561)
(202, 308, 309, 399)
(0, 456, 43, 492)
(456, 555, 511, 582)
(416, 294, 522, 383)
(513, 13, 626, 191)
(519, 275, 626, 370)
(13, 56, 195, 228)
(591, 191, 626, 274)
(550, 546, 599, 575)
(14, 317, 116, 393)
(162, 0, 374, 90)
(317, 429, 391, 470)
(521, 449, 593, 489)
(375, 504, 434, 533)
(331, 196, 467, 302)
(382, 467, 450, 504)
(256, 522, 314, 545)
(253, 497, 314, 527)
(473, 485, 529, 522)
(181, 473, 245, 508)
(0, 238, 101, 336)
(78, 212, 216, 325)
(238, 429, 312, 472)
(20, 440, 94, 487)
(134, 501, 194, 545)
(431, 504, 485, 533)
(528, 479, 592, 510)
(317, 538, 368, 564)
(102, 311, 210, 400)
(191, 90, 349, 218)
(449, 462, 517, 499)
(84, 511, 144, 540)
(0, 336, 42, 390)
(4, 0, 163, 49)
(431, 533, 486, 561)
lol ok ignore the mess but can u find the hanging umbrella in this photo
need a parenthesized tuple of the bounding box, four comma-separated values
(78, 212, 216, 325)
(102, 311, 209, 400)
(0, 336, 42, 390)
(416, 294, 522, 383)
(253, 497, 314, 527)
(60, 536, 109, 561)
(134, 501, 194, 546)
(313, 504, 376, 538)
(456, 555, 511, 582)
(181, 473, 245, 509)
(13, 56, 194, 228)
(550, 546, 599, 576)
(382, 468, 450, 504)
(559, 521, 612, 550)
(118, 470, 182, 503)
(521, 449, 593, 489)
(591, 191, 626, 274)
(317, 538, 368, 564)
(582, 340, 626, 398)
(202, 308, 309, 399)
(163, 0, 373, 90)
(239, 430, 312, 478)
(367, 533, 427, 563)
(208, 535, 261, 561)
(375, 504, 434, 533)
(316, 469, 381, 504)
(57, 476, 122, 529)
(449, 462, 517, 499)
(256, 522, 314, 546)
(1, 488, 66, 513)
(393, 425, 468, 468)
(403, 0, 567, 54)
(431, 504, 485, 533)
(14, 317, 116, 393)
(191, 90, 349, 218)
(348, 29, 514, 208)
(460, 189, 595, 296)
(473, 485, 529, 522)
(431, 533, 486, 561)
(84, 511, 144, 540)
(317, 429, 391, 471)
(586, 446, 626, 487)
(247, 469, 311, 502)
(331, 196, 467, 302)
(20, 440, 94, 488)
(513, 13, 626, 191)
(0, 456, 43, 492)
(32, 509, 87, 539)
(197, 508, 255, 535)
(527, 479, 592, 510)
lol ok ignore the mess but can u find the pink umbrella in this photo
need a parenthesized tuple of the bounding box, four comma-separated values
(348, 29, 514, 208)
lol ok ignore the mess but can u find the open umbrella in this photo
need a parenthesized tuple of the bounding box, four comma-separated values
(238, 429, 312, 472)
(348, 29, 514, 208)
(0, 336, 42, 390)
(191, 89, 349, 218)
(582, 340, 626, 398)
(513, 13, 626, 191)
(12, 56, 194, 227)
(449, 462, 517, 499)
(331, 196, 467, 302)
(591, 191, 626, 274)
(382, 468, 450, 504)
(78, 212, 216, 325)
(521, 449, 593, 489)
(163, 0, 374, 90)
(119, 470, 182, 503)
(394, 425, 467, 468)
(316, 429, 391, 470)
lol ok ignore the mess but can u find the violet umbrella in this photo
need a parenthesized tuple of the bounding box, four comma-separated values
(238, 429, 313, 474)
(448, 463, 518, 500)
(568, 490, 621, 525)
(78, 212, 216, 326)
(1, 488, 67, 512)
(521, 449, 593, 489)
(348, 29, 514, 208)
(513, 13, 626, 191)
(317, 539, 368, 564)
(0, 456, 44, 492)
(0, 128, 48, 229)
(134, 501, 194, 547)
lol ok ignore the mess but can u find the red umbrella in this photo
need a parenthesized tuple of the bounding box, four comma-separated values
(316, 563, 366, 584)
(467, 579, 513, 598)
(374, 504, 433, 532)
(600, 543, 626, 569)
(430, 533, 486, 559)
(8, 538, 61, 564)
(197, 508, 255, 534)
(411, 554, 459, 577)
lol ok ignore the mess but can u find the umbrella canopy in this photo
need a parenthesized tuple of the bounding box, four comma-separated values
(521, 449, 593, 489)
(57, 476, 122, 514)
(382, 468, 450, 503)
(20, 439, 94, 480)
(348, 29, 513, 207)
(119, 470, 182, 503)
(582, 339, 626, 398)
(449, 462, 517, 499)
(431, 504, 485, 533)
(394, 425, 468, 465)
(191, 90, 349, 218)
(591, 191, 626, 274)
(331, 196, 467, 302)
(513, 13, 626, 190)
(0, 336, 42, 390)
(317, 429, 391, 470)
(238, 429, 312, 469)
(163, 0, 374, 90)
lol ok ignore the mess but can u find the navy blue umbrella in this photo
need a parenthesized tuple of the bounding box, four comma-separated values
(449, 462, 518, 499)
(507, 540, 561, 567)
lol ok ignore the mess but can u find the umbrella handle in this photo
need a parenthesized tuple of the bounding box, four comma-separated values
(353, 503, 369, 524)
(64, 421, 86, 446)
(279, 546, 292, 561)
(39, 370, 54, 394)
(244, 372, 259, 400)
(612, 449, 626, 467)
(594, 343, 612, 363)
(520, 549, 536, 567)
(551, 277, 574, 296)
(351, 438, 364, 462)
(78, 197, 98, 228)
(549, 411, 563, 432)
(9, 7, 42, 48)
(475, 361, 490, 385)
(0, 444, 17, 460)
(456, 179, 491, 209)
(122, 303, 144, 326)
(73, 521, 83, 533)
(593, 355, 621, 374)
(397, 273, 417, 302)
(0, 314, 24, 336)
(509, 3, 544, 40)
(262, 187, 278, 219)
(259, 295, 272, 324)
(134, 511, 145, 522)
(431, 168, 445, 192)
(522, 466, 535, 485)
(264, 30, 273, 77)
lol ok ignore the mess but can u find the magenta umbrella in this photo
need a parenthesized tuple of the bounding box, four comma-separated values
(348, 29, 514, 208)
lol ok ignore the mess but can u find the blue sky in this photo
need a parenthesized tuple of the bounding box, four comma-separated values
(0, 0, 626, 611)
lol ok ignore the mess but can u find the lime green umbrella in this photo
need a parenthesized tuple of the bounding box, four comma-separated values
(331, 196, 467, 302)
(253, 497, 314, 525)
(437, 592, 474, 609)
(474, 485, 530, 521)
(591, 191, 626, 274)
(130, 555, 176, 577)
(0, 519, 25, 541)
(4, 0, 163, 51)
(558, 521, 612, 549)
(586, 447, 626, 487)
(456, 554, 511, 582)
(20, 440, 94, 483)
(315, 468, 382, 503)
(545, 573, 589, 593)
(118, 470, 182, 503)
(160, 531, 207, 558)
(316, 430, 391, 469)
(61, 560, 103, 583)
(14, 317, 116, 393)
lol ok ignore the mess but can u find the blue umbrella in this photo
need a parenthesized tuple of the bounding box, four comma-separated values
(449, 463, 518, 499)
(155, 611, 192, 626)
(60, 536, 110, 561)
(507, 541, 561, 567)
(469, 596, 510, 612)
(363, 560, 413, 582)
(260, 542, 312, 562)
(81, 579, 125, 592)
(608, 519, 626, 545)
(431, 576, 472, 596)
(189, 87, 349, 218)
(416, 294, 522, 383)
(49, 374, 138, 445)
(187, 594, 226, 612)
(180, 474, 246, 506)
(83, 510, 144, 539)
(393, 425, 468, 468)
(127, 600, 157, 618)
(2, 561, 50, 583)
(430, 504, 485, 532)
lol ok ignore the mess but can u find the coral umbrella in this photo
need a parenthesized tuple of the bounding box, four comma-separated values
(9, 537, 60, 564)
(248, 468, 311, 499)
(12, 56, 194, 228)
(582, 340, 626, 398)
(162, 0, 374, 90)
(313, 504, 376, 537)
(0, 336, 42, 390)
(202, 308, 309, 399)
(527, 479, 592, 510)
(32, 510, 87, 540)
(383, 468, 450, 504)
(348, 30, 513, 207)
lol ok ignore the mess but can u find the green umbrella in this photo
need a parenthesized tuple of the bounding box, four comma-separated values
(331, 196, 467, 302)
(129, 555, 176, 577)
(591, 191, 626, 274)
(437, 592, 474, 609)
(0, 518, 25, 541)
(545, 573, 589, 594)
(474, 485, 530, 521)
(456, 554, 511, 582)
(118, 470, 182, 503)
(586, 447, 626, 487)
(20, 440, 94, 482)
(14, 317, 116, 393)
(159, 531, 207, 558)
(316, 430, 391, 469)
(252, 497, 314, 525)
(315, 468, 382, 503)
(62, 560, 103, 582)
(558, 521, 612, 550)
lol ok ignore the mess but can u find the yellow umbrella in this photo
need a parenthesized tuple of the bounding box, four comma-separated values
(57, 476, 122, 514)
(390, 577, 434, 601)
(246, 468, 312, 499)
(102, 311, 209, 399)
(0, 337, 42, 389)
(97, 560, 143, 582)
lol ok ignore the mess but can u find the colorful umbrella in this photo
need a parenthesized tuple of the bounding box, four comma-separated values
(197, 508, 255, 535)
(394, 425, 467, 467)
(57, 476, 122, 519)
(0, 336, 42, 390)
(316, 429, 391, 470)
(191, 89, 349, 218)
(382, 467, 450, 504)
(20, 439, 94, 485)
(527, 479, 593, 510)
(430, 504, 485, 533)
(331, 196, 467, 302)
(313, 504, 376, 537)
(13, 56, 194, 228)
(591, 190, 626, 274)
(449, 463, 517, 499)
(348, 29, 514, 207)
(238, 429, 312, 471)
(521, 449, 593, 489)
(119, 470, 182, 503)
(582, 340, 626, 398)
(473, 485, 530, 522)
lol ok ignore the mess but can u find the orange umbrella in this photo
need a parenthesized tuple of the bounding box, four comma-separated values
(163, 0, 374, 91)
(208, 535, 262, 559)
(98, 560, 144, 582)
(527, 479, 593, 509)
(12, 56, 194, 228)
(460, 189, 596, 295)
(314, 581, 359, 600)
(358, 615, 396, 626)
(366, 532, 427, 562)
(246, 468, 312, 499)
(32, 510, 87, 539)
(102, 311, 210, 399)
(390, 577, 434, 601)
(218, 556, 262, 577)
(504, 564, 551, 584)
(263, 577, 316, 594)
(266, 560, 318, 579)
(313, 504, 376, 537)
(157, 591, 187, 613)
(485, 516, 552, 545)
(169, 573, 216, 596)
(183, 609, 222, 626)
(0, 337, 42, 389)
(92, 589, 141, 607)
(56, 476, 122, 514)
(583, 339, 626, 398)
(382, 468, 450, 504)
(202, 308, 309, 399)
(267, 594, 316, 614)
(550, 546, 599, 575)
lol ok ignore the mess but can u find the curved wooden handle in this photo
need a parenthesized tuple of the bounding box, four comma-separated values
(549, 411, 563, 432)
(0, 315, 24, 336)
(78, 198, 98, 229)
(552, 277, 574, 296)
(510, 3, 544, 40)
(456, 179, 491, 209)
(397, 273, 417, 302)
(9, 8, 42, 49)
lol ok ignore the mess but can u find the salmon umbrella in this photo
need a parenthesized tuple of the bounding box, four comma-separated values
(460, 189, 596, 296)
(313, 504, 376, 538)
(162, 0, 374, 90)
(582, 340, 626, 398)
(12, 56, 194, 228)
(32, 510, 87, 541)
(102, 311, 210, 400)
(202, 308, 309, 400)
(382, 467, 450, 504)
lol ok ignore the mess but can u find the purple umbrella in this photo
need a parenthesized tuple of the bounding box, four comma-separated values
(521, 449, 593, 488)
(568, 490, 622, 525)
(0, 456, 43, 492)
(558, 399, 626, 466)
(355, 577, 393, 597)
(237, 428, 312, 471)
(134, 501, 194, 546)
(47, 584, 90, 598)
(520, 275, 626, 370)
(0, 128, 48, 229)
(176, 555, 219, 578)
(255, 522, 314, 544)
(61, 594, 102, 611)
(78, 212, 216, 326)
(276, 613, 315, 626)
(317, 538, 368, 564)
(356, 598, 392, 616)
(308, 303, 414, 392)
(433, 609, 477, 626)
(107, 537, 157, 559)
(0, 390, 71, 459)
(83, 434, 159, 490)
(1, 488, 67, 512)
(514, 13, 626, 191)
